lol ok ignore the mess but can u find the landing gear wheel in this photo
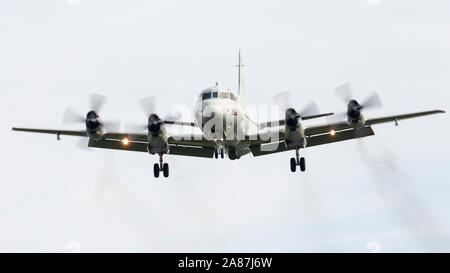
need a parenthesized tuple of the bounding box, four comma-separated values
(290, 158, 297, 172)
(163, 163, 169, 177)
(214, 149, 218, 159)
(299, 157, 305, 172)
(220, 149, 224, 159)
(153, 163, 160, 178)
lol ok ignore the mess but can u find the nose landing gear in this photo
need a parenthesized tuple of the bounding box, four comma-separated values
(214, 148, 225, 159)
(290, 148, 305, 172)
(153, 153, 169, 178)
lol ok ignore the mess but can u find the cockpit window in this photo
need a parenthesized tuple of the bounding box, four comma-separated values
(219, 92, 229, 99)
(230, 93, 237, 101)
(202, 92, 211, 100)
(212, 92, 218, 98)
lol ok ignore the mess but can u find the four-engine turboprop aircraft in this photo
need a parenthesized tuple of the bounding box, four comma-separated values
(12, 51, 445, 178)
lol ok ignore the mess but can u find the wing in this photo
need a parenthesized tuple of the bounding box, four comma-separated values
(12, 127, 215, 158)
(304, 109, 445, 136)
(12, 127, 87, 137)
(249, 109, 445, 157)
(94, 132, 215, 158)
(250, 126, 375, 156)
(163, 120, 197, 127)
(88, 138, 215, 158)
(258, 112, 334, 130)
(365, 110, 445, 125)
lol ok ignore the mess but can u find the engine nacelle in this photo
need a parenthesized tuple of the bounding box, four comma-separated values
(146, 113, 169, 154)
(285, 137, 306, 149)
(347, 100, 362, 122)
(85, 110, 104, 140)
(147, 140, 169, 154)
(346, 100, 367, 127)
(148, 114, 163, 136)
(285, 108, 300, 131)
(284, 108, 306, 149)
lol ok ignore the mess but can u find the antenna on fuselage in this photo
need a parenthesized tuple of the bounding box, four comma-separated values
(236, 49, 245, 101)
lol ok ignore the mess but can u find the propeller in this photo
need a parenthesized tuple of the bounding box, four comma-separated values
(130, 96, 182, 133)
(272, 90, 320, 116)
(138, 96, 157, 117)
(63, 93, 120, 130)
(62, 93, 120, 150)
(63, 93, 106, 123)
(76, 138, 90, 152)
(331, 83, 383, 121)
(138, 96, 182, 121)
(334, 82, 382, 109)
(272, 90, 321, 129)
(361, 91, 383, 110)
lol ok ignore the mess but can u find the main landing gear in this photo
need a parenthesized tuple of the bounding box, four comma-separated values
(290, 148, 305, 172)
(214, 148, 224, 159)
(153, 153, 169, 178)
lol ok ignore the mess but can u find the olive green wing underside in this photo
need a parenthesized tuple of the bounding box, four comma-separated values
(88, 138, 215, 158)
(12, 127, 87, 137)
(11, 109, 444, 158)
(250, 126, 375, 157)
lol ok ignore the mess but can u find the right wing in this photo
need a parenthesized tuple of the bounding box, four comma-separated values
(258, 112, 334, 130)
(365, 110, 445, 125)
(304, 109, 445, 136)
(250, 126, 375, 157)
(163, 120, 197, 127)
(249, 109, 445, 157)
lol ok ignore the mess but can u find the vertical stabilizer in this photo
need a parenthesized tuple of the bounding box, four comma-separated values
(236, 49, 245, 100)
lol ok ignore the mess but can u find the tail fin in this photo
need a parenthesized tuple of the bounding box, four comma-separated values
(236, 49, 245, 100)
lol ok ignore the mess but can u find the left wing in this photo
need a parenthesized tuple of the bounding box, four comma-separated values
(94, 133, 216, 158)
(88, 138, 215, 158)
(12, 127, 87, 137)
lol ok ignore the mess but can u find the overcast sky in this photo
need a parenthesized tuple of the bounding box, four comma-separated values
(1, 0, 449, 252)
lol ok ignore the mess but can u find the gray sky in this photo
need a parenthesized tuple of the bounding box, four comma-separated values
(1, 0, 449, 252)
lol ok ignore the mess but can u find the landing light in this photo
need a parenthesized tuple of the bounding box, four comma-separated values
(122, 138, 129, 145)
(330, 130, 336, 136)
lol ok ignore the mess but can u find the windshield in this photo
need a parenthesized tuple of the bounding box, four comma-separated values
(202, 92, 211, 100)
(202, 91, 237, 101)
(219, 92, 229, 99)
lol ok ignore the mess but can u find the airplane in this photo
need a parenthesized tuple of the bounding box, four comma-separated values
(12, 50, 445, 178)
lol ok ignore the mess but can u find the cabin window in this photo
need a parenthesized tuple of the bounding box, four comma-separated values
(202, 92, 212, 100)
(230, 93, 237, 101)
(212, 92, 218, 98)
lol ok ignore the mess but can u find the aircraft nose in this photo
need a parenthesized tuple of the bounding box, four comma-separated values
(202, 104, 226, 133)
(202, 104, 224, 119)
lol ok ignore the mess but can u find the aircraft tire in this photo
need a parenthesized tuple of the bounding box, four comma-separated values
(154, 163, 160, 178)
(163, 163, 169, 177)
(290, 158, 296, 172)
(300, 157, 306, 172)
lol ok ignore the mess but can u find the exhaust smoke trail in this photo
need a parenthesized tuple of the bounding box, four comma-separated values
(299, 175, 340, 251)
(357, 140, 449, 251)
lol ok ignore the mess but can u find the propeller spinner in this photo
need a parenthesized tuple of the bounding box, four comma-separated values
(62, 93, 119, 149)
